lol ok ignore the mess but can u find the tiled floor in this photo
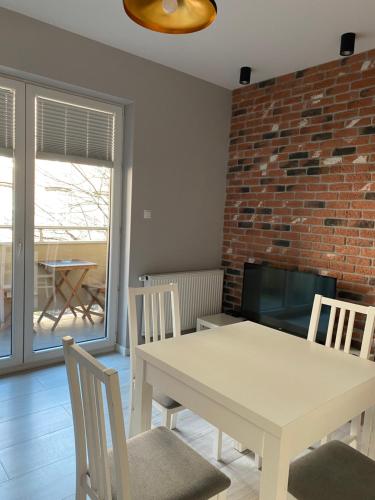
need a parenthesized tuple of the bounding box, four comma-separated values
(0, 352, 264, 500)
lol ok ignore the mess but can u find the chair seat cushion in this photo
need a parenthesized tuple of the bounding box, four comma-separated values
(153, 389, 182, 410)
(110, 427, 230, 500)
(288, 440, 375, 500)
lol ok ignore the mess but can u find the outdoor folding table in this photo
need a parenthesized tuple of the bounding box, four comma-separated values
(37, 259, 97, 331)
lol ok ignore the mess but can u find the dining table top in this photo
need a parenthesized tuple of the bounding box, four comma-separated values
(38, 259, 97, 271)
(136, 321, 375, 437)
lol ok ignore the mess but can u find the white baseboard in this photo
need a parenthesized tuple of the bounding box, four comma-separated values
(115, 343, 129, 356)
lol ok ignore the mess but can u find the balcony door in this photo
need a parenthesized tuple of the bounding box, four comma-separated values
(0, 77, 25, 369)
(0, 80, 123, 370)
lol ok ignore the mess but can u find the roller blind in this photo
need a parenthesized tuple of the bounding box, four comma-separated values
(0, 87, 15, 158)
(36, 96, 115, 167)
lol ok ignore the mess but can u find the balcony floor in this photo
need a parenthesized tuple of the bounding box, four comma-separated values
(0, 313, 105, 358)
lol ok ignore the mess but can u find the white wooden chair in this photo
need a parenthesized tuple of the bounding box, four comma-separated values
(128, 283, 185, 435)
(63, 336, 230, 500)
(128, 283, 225, 462)
(289, 439, 375, 500)
(308, 294, 375, 448)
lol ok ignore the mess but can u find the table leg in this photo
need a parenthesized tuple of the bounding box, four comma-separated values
(82, 295, 95, 320)
(82, 288, 105, 321)
(55, 272, 77, 317)
(362, 406, 375, 459)
(51, 269, 91, 331)
(62, 270, 94, 325)
(213, 428, 223, 461)
(37, 272, 64, 323)
(38, 270, 77, 324)
(234, 441, 248, 453)
(259, 434, 290, 500)
(130, 358, 152, 437)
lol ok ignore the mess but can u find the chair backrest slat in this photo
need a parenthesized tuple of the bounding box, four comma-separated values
(128, 287, 138, 366)
(325, 305, 337, 348)
(159, 292, 166, 340)
(308, 294, 375, 360)
(63, 338, 87, 496)
(79, 364, 100, 492)
(151, 293, 159, 342)
(171, 286, 181, 336)
(361, 307, 375, 360)
(344, 310, 356, 354)
(94, 378, 112, 499)
(143, 293, 151, 343)
(63, 336, 131, 500)
(128, 283, 181, 379)
(334, 308, 346, 350)
(106, 371, 131, 500)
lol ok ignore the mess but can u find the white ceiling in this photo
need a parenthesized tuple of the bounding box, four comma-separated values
(1, 0, 375, 89)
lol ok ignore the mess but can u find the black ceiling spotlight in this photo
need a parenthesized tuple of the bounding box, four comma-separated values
(240, 66, 252, 85)
(340, 32, 356, 57)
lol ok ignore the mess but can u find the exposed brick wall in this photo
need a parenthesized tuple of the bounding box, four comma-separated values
(223, 49, 375, 324)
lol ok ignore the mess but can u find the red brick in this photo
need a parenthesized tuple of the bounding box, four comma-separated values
(324, 235, 346, 245)
(358, 229, 375, 239)
(355, 266, 375, 277)
(346, 256, 372, 266)
(360, 247, 375, 258)
(342, 273, 369, 284)
(352, 200, 375, 209)
(352, 77, 375, 89)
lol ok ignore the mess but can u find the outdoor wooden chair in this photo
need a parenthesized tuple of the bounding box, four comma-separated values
(82, 283, 106, 322)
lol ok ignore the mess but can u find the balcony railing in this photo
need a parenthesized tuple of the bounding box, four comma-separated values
(0, 225, 108, 243)
(0, 226, 108, 313)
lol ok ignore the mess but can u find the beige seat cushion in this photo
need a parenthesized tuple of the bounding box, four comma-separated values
(110, 426, 230, 500)
(288, 440, 375, 500)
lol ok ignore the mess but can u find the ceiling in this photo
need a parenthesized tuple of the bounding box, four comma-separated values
(1, 0, 375, 89)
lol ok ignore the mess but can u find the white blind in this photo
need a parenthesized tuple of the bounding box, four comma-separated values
(0, 87, 15, 158)
(36, 97, 115, 166)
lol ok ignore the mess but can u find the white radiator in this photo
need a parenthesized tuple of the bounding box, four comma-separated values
(140, 269, 224, 332)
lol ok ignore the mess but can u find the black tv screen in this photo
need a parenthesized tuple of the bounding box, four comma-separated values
(241, 264, 336, 341)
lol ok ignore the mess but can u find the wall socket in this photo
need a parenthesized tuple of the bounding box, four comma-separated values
(144, 209, 152, 219)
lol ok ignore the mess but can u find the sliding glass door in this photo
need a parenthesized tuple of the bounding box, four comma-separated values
(0, 77, 25, 369)
(32, 160, 112, 349)
(0, 79, 123, 369)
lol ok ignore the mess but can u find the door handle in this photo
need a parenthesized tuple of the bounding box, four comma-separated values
(16, 240, 23, 258)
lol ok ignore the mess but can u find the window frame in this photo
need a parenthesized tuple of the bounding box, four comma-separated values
(23, 84, 124, 363)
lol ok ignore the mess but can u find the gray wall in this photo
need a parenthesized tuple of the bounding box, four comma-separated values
(0, 8, 231, 346)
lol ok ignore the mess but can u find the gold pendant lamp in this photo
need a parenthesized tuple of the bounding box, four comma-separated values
(123, 0, 217, 34)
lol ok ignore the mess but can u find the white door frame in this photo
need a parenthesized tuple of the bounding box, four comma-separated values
(0, 76, 25, 370)
(23, 84, 124, 364)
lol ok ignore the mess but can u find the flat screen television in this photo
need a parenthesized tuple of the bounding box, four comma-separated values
(241, 263, 337, 342)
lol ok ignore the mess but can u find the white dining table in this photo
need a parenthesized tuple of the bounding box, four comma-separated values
(131, 321, 375, 500)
